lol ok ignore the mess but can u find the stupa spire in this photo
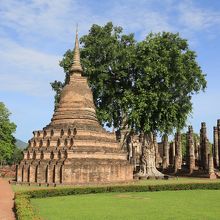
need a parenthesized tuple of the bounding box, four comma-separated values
(70, 26, 83, 74)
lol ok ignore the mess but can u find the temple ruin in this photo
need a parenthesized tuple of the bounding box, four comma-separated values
(15, 28, 220, 184)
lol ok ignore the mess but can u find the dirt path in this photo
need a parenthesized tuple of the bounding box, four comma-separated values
(0, 178, 15, 220)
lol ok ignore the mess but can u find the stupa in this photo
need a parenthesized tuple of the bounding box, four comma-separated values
(16, 30, 133, 185)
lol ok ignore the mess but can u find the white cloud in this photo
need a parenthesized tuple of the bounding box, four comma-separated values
(109, 3, 173, 40)
(0, 0, 73, 42)
(177, 0, 220, 31)
(0, 0, 102, 47)
(0, 37, 62, 96)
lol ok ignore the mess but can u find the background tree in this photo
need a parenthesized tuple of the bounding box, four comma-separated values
(8, 147, 23, 165)
(127, 32, 206, 135)
(0, 102, 16, 165)
(52, 22, 206, 139)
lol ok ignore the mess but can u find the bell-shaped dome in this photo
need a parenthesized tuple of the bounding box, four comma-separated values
(49, 30, 102, 131)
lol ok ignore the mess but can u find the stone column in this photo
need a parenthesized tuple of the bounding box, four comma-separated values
(194, 137, 199, 164)
(162, 134, 169, 169)
(174, 131, 182, 172)
(153, 133, 160, 168)
(16, 165, 22, 182)
(169, 142, 175, 167)
(208, 153, 216, 179)
(48, 164, 55, 183)
(54, 165, 61, 184)
(131, 135, 141, 172)
(213, 126, 219, 168)
(29, 165, 36, 183)
(187, 126, 195, 174)
(200, 122, 209, 170)
(217, 119, 220, 168)
(37, 163, 47, 183)
(23, 164, 29, 182)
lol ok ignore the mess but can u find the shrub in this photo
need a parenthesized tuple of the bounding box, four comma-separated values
(14, 193, 40, 220)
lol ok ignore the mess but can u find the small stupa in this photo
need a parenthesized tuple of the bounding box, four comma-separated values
(16, 30, 133, 185)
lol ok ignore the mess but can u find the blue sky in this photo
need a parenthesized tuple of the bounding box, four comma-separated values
(0, 0, 220, 142)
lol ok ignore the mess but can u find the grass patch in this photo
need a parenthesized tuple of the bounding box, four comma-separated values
(31, 190, 220, 220)
(13, 179, 220, 219)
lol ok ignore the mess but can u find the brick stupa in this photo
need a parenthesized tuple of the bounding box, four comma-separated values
(16, 31, 133, 185)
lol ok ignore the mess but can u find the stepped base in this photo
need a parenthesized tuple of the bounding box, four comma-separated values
(16, 158, 133, 185)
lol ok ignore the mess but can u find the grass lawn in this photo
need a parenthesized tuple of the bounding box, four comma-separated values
(12, 177, 220, 192)
(31, 190, 220, 220)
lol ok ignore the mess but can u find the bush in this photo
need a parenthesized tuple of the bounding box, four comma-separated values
(14, 193, 40, 220)
(26, 182, 220, 198)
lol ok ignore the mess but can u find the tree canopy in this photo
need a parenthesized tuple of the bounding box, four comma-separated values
(51, 22, 207, 136)
(0, 102, 16, 165)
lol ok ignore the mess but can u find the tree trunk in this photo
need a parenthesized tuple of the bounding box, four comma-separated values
(137, 132, 164, 178)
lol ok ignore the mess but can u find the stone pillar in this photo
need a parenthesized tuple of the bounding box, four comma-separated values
(119, 125, 129, 151)
(131, 135, 141, 172)
(213, 126, 219, 168)
(162, 134, 169, 169)
(29, 165, 36, 183)
(174, 131, 182, 172)
(194, 137, 199, 164)
(187, 126, 195, 174)
(153, 133, 160, 168)
(128, 135, 133, 164)
(54, 165, 60, 184)
(169, 142, 175, 167)
(208, 153, 216, 179)
(217, 119, 220, 168)
(37, 164, 47, 183)
(200, 122, 209, 170)
(16, 165, 22, 182)
(48, 165, 55, 183)
(23, 164, 29, 182)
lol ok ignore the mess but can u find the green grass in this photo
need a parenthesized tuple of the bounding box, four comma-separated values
(12, 177, 220, 192)
(31, 190, 220, 220)
(137, 177, 220, 185)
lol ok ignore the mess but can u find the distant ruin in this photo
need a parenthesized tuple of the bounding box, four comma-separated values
(125, 120, 220, 179)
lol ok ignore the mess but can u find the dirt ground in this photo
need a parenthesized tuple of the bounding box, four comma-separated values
(0, 178, 15, 220)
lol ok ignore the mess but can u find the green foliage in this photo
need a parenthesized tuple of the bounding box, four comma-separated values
(50, 80, 64, 110)
(17, 182, 220, 199)
(53, 22, 207, 134)
(9, 147, 23, 164)
(131, 32, 206, 134)
(181, 133, 187, 159)
(0, 102, 16, 164)
(14, 193, 40, 220)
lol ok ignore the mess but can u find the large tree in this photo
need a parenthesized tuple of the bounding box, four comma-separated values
(127, 32, 206, 134)
(51, 22, 206, 137)
(0, 102, 16, 165)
